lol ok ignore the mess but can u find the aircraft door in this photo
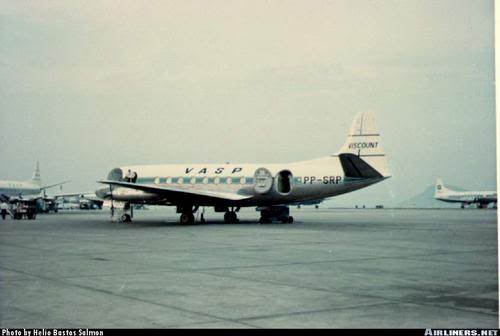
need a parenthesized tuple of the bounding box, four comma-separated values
(276, 170, 293, 195)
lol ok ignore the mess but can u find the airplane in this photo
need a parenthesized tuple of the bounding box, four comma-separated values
(55, 192, 104, 210)
(434, 178, 497, 209)
(0, 161, 70, 202)
(95, 112, 391, 224)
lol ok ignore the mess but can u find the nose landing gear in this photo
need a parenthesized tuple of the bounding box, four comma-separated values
(113, 202, 133, 222)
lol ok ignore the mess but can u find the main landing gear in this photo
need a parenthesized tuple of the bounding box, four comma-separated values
(258, 206, 293, 224)
(224, 208, 239, 224)
(214, 206, 240, 224)
(177, 205, 199, 224)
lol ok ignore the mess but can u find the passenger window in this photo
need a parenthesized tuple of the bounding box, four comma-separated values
(214, 177, 220, 185)
(166, 177, 171, 184)
(190, 177, 196, 184)
(203, 177, 208, 184)
(154, 177, 160, 185)
(240, 177, 246, 185)
(177, 177, 183, 184)
(226, 177, 232, 184)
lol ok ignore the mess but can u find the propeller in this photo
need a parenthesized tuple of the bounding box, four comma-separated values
(109, 185, 114, 220)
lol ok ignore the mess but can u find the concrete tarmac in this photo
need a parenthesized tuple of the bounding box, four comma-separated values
(0, 208, 497, 328)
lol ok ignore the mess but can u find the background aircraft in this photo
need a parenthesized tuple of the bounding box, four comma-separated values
(0, 161, 69, 202)
(434, 178, 497, 208)
(96, 112, 391, 223)
(55, 192, 104, 210)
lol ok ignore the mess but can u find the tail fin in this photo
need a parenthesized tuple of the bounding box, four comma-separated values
(337, 112, 391, 178)
(31, 161, 41, 186)
(435, 178, 449, 196)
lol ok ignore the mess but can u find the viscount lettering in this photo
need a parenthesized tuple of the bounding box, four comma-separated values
(348, 142, 378, 149)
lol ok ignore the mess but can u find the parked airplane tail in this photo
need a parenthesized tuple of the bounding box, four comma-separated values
(435, 178, 449, 195)
(31, 161, 41, 186)
(336, 112, 391, 178)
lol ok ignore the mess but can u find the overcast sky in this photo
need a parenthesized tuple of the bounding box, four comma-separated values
(0, 0, 495, 206)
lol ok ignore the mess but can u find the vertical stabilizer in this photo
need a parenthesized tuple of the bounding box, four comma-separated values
(435, 178, 449, 196)
(31, 161, 41, 186)
(337, 112, 391, 178)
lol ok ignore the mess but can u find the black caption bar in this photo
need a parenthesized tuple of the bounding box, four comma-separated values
(1, 329, 499, 336)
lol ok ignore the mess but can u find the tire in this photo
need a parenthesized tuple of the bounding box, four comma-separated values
(180, 213, 194, 224)
(121, 214, 131, 222)
(288, 216, 294, 223)
(224, 212, 238, 224)
(281, 217, 288, 224)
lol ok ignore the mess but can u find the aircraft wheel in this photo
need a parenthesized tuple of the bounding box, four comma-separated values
(288, 216, 294, 223)
(121, 214, 131, 222)
(224, 211, 238, 223)
(180, 213, 194, 224)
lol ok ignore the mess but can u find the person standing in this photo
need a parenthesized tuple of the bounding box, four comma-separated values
(1, 202, 8, 220)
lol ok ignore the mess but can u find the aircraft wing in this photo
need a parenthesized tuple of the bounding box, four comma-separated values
(52, 192, 95, 199)
(98, 180, 253, 202)
(41, 180, 71, 191)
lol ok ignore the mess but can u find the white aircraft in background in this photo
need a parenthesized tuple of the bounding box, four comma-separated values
(96, 112, 391, 223)
(434, 178, 497, 209)
(55, 192, 104, 210)
(0, 161, 70, 201)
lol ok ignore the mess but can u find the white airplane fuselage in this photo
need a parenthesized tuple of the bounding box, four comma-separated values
(434, 178, 497, 207)
(435, 191, 497, 204)
(0, 180, 42, 198)
(96, 112, 391, 223)
(97, 157, 386, 206)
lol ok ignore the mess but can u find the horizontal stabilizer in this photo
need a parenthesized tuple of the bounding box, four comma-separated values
(339, 153, 383, 179)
